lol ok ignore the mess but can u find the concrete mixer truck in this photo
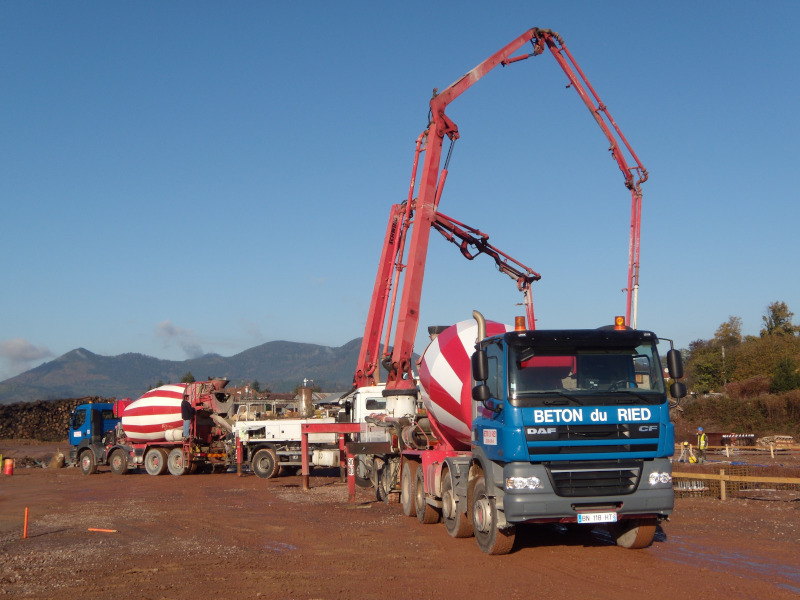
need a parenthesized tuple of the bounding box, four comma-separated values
(70, 378, 236, 476)
(348, 28, 687, 554)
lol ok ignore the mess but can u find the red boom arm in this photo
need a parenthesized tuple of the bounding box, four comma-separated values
(354, 28, 647, 390)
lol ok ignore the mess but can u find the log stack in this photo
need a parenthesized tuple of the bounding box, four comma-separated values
(0, 397, 111, 441)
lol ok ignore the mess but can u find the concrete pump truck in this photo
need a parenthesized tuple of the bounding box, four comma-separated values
(346, 28, 686, 554)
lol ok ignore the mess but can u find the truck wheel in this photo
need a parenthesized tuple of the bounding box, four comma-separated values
(400, 460, 418, 518)
(377, 457, 400, 504)
(251, 448, 279, 479)
(79, 450, 97, 475)
(442, 469, 472, 538)
(354, 455, 373, 489)
(167, 448, 189, 476)
(415, 466, 441, 524)
(109, 449, 129, 475)
(472, 476, 515, 555)
(144, 448, 168, 476)
(609, 518, 657, 549)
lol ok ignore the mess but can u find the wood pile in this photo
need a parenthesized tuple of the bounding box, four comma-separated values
(756, 435, 796, 448)
(0, 397, 110, 441)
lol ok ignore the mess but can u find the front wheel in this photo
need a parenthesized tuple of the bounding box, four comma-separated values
(79, 450, 97, 475)
(609, 518, 657, 549)
(353, 454, 373, 489)
(472, 476, 515, 555)
(167, 448, 189, 476)
(251, 448, 279, 479)
(109, 449, 129, 475)
(376, 457, 400, 504)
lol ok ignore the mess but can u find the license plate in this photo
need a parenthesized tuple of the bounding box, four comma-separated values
(577, 512, 618, 524)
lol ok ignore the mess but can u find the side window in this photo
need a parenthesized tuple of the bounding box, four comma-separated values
(72, 410, 86, 429)
(101, 410, 115, 420)
(365, 399, 386, 411)
(486, 342, 503, 399)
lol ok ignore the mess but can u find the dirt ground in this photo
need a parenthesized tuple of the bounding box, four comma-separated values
(1, 441, 799, 600)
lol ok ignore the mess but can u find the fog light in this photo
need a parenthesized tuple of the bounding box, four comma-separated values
(506, 476, 542, 490)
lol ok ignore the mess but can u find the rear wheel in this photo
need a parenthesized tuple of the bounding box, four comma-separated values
(415, 466, 441, 524)
(472, 476, 515, 555)
(251, 448, 279, 479)
(144, 448, 168, 476)
(168, 448, 189, 476)
(609, 518, 657, 549)
(400, 460, 418, 518)
(442, 469, 472, 538)
(79, 450, 97, 475)
(109, 449, 128, 475)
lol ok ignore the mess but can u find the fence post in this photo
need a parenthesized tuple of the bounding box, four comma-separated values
(719, 468, 726, 501)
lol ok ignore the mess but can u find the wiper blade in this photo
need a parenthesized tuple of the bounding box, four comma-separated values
(613, 391, 650, 403)
(540, 391, 584, 405)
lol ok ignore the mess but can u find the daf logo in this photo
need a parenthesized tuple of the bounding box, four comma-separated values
(527, 427, 557, 435)
(639, 425, 658, 432)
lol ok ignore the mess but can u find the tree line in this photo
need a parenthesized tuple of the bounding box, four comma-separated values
(679, 301, 800, 437)
(684, 301, 800, 395)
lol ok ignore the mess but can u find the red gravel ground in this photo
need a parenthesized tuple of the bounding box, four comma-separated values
(1, 441, 798, 600)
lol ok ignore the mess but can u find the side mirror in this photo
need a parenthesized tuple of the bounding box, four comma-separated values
(472, 349, 488, 382)
(472, 383, 491, 403)
(670, 381, 687, 399)
(667, 349, 684, 380)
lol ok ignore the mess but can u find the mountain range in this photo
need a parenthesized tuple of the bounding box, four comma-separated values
(0, 339, 367, 404)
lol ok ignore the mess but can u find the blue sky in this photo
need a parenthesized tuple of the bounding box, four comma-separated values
(2, 1, 798, 381)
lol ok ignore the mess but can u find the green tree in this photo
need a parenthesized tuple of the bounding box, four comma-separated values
(771, 356, 800, 392)
(251, 379, 261, 393)
(761, 301, 799, 336)
(731, 334, 800, 381)
(685, 339, 723, 394)
(180, 372, 196, 383)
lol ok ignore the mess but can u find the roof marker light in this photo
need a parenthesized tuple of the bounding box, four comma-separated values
(614, 316, 626, 330)
(515, 316, 526, 331)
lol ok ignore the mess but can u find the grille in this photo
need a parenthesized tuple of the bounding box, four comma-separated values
(525, 422, 660, 442)
(526, 422, 659, 456)
(547, 460, 642, 497)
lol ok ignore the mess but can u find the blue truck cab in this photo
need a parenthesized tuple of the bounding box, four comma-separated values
(68, 402, 119, 474)
(470, 324, 685, 551)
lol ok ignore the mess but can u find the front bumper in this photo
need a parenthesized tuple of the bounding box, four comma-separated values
(499, 458, 674, 524)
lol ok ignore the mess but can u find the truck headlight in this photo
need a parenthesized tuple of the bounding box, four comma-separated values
(506, 476, 542, 490)
(648, 472, 672, 486)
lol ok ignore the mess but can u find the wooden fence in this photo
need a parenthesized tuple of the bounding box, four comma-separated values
(672, 468, 800, 500)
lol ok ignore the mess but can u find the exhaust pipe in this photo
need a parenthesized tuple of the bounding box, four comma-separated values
(473, 310, 487, 343)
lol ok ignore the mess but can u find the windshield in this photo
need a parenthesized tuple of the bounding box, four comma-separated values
(508, 339, 665, 406)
